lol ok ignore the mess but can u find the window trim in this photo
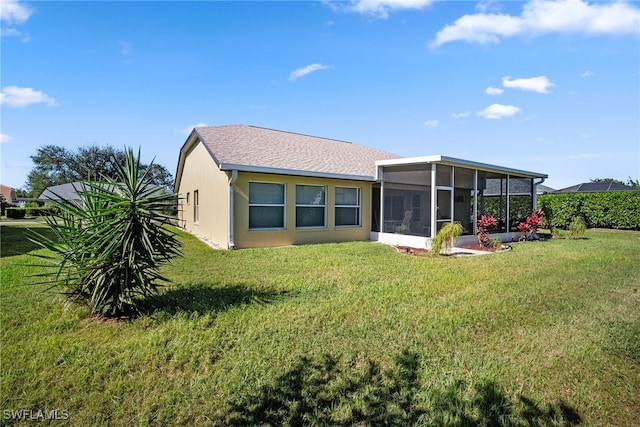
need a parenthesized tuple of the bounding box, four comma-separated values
(248, 181, 286, 231)
(295, 184, 327, 229)
(335, 186, 361, 228)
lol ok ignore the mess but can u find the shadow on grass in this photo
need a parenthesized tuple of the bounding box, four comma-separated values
(0, 224, 57, 258)
(221, 350, 580, 426)
(144, 283, 288, 317)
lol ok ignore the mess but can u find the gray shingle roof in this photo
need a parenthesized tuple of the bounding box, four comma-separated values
(38, 182, 85, 201)
(193, 125, 401, 180)
(556, 182, 640, 193)
(39, 182, 165, 202)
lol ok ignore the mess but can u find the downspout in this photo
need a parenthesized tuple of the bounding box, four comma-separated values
(228, 169, 238, 249)
(473, 170, 478, 235)
(533, 177, 546, 208)
(430, 163, 437, 238)
(506, 175, 510, 232)
(379, 166, 384, 234)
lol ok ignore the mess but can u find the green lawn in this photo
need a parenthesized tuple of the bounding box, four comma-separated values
(1, 223, 638, 426)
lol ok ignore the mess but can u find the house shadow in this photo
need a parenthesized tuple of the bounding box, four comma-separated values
(220, 350, 580, 426)
(0, 224, 58, 258)
(143, 283, 288, 317)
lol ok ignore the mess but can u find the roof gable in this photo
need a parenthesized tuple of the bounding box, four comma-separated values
(179, 125, 400, 185)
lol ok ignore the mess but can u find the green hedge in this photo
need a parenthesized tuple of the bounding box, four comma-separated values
(25, 206, 59, 216)
(5, 208, 26, 219)
(538, 192, 640, 230)
(4, 206, 59, 219)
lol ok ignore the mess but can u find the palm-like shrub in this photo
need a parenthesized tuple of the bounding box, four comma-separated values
(30, 148, 181, 316)
(430, 222, 463, 256)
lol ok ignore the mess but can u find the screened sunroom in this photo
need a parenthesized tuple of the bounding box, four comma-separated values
(371, 156, 547, 247)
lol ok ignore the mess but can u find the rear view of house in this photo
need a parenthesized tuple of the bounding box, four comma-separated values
(174, 125, 399, 249)
(174, 125, 548, 249)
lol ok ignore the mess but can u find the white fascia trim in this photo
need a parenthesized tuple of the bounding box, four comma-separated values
(376, 155, 547, 179)
(376, 155, 443, 167)
(219, 163, 374, 182)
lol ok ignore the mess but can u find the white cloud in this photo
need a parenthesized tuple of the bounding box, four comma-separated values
(477, 103, 521, 119)
(1, 0, 33, 41)
(423, 119, 439, 127)
(288, 63, 331, 81)
(502, 76, 554, 93)
(475, 0, 501, 13)
(0, 86, 58, 107)
(451, 111, 470, 118)
(119, 40, 133, 56)
(176, 123, 209, 135)
(486, 86, 504, 95)
(1, 27, 29, 42)
(1, 0, 33, 24)
(1, 28, 19, 36)
(581, 70, 595, 77)
(432, 0, 640, 47)
(338, 0, 434, 18)
(569, 153, 598, 159)
(0, 133, 13, 143)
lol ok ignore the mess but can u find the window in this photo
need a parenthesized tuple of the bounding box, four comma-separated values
(411, 194, 421, 222)
(296, 185, 326, 228)
(335, 187, 360, 227)
(186, 192, 190, 204)
(384, 194, 404, 221)
(193, 190, 199, 223)
(249, 182, 285, 229)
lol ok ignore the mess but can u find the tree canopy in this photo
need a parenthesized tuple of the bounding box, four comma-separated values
(26, 144, 173, 197)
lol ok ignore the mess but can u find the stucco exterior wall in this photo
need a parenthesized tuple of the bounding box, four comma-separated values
(233, 172, 373, 249)
(178, 141, 230, 248)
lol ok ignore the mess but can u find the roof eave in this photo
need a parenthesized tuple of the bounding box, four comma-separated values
(219, 163, 375, 182)
(376, 155, 548, 179)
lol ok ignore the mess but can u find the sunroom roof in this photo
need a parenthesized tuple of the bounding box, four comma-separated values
(376, 155, 547, 180)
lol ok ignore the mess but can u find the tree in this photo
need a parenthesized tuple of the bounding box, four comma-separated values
(589, 178, 626, 185)
(627, 177, 640, 189)
(29, 148, 182, 316)
(26, 144, 174, 197)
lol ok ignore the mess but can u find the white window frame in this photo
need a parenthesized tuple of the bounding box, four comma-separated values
(193, 190, 199, 224)
(335, 186, 361, 227)
(295, 184, 327, 229)
(248, 182, 286, 230)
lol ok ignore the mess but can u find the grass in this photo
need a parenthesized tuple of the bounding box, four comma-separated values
(1, 223, 639, 425)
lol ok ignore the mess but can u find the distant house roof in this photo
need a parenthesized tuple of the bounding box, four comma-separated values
(478, 176, 551, 196)
(0, 185, 16, 203)
(38, 182, 85, 202)
(537, 184, 556, 194)
(39, 182, 165, 203)
(555, 182, 640, 193)
(175, 125, 401, 190)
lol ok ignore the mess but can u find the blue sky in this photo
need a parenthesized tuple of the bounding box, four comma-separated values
(1, 0, 639, 191)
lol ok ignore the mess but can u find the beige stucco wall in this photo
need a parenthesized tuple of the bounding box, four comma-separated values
(178, 141, 230, 248)
(233, 172, 373, 249)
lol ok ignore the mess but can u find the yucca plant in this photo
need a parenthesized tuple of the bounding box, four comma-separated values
(29, 148, 181, 316)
